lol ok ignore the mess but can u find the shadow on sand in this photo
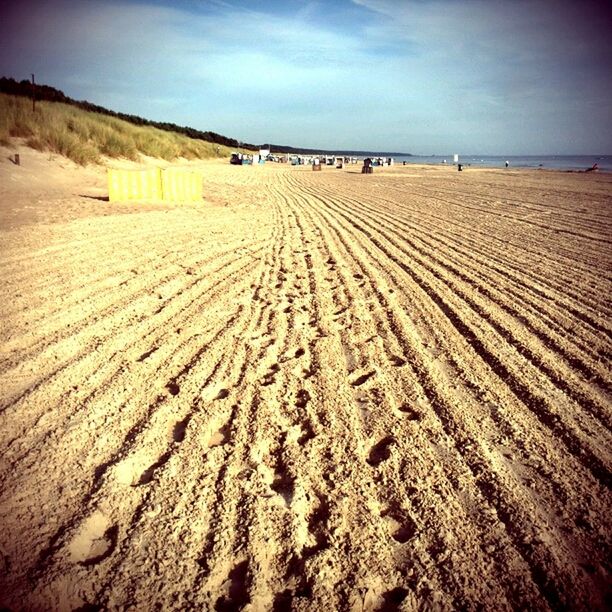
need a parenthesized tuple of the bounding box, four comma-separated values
(80, 194, 109, 202)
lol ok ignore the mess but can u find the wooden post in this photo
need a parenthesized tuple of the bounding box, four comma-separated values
(31, 74, 35, 112)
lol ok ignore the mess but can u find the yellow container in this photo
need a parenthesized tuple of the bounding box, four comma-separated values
(108, 168, 163, 202)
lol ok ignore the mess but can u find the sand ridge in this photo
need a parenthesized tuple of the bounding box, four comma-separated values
(0, 150, 610, 610)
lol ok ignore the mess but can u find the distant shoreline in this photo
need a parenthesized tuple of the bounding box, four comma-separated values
(394, 154, 612, 173)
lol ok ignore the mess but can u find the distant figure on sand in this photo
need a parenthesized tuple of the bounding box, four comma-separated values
(505, 160, 509, 168)
(585, 163, 598, 172)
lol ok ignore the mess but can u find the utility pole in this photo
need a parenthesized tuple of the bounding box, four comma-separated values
(31, 74, 35, 112)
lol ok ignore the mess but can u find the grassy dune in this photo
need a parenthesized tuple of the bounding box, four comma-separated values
(0, 93, 235, 165)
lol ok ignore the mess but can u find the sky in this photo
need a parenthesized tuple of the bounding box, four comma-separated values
(1, 0, 611, 154)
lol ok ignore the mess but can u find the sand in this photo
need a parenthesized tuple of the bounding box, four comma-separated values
(0, 146, 610, 611)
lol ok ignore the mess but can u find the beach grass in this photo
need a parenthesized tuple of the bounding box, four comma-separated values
(0, 93, 234, 165)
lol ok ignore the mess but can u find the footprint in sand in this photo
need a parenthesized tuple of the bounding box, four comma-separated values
(172, 416, 190, 443)
(388, 354, 407, 367)
(136, 451, 172, 486)
(215, 388, 230, 400)
(351, 371, 375, 387)
(298, 421, 316, 445)
(208, 421, 231, 448)
(398, 404, 422, 421)
(114, 457, 144, 486)
(382, 510, 417, 544)
(381, 587, 410, 607)
(367, 436, 395, 467)
(262, 363, 280, 386)
(304, 496, 331, 555)
(68, 511, 118, 566)
(271, 465, 295, 506)
(165, 381, 180, 396)
(295, 388, 310, 409)
(215, 560, 250, 611)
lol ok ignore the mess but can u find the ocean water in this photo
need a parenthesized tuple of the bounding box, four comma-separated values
(393, 154, 612, 172)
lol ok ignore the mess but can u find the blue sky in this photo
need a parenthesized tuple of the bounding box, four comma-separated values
(1, 0, 611, 153)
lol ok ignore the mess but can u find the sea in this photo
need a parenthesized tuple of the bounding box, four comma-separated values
(392, 154, 612, 172)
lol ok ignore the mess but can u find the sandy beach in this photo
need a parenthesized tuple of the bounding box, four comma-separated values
(0, 148, 610, 610)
